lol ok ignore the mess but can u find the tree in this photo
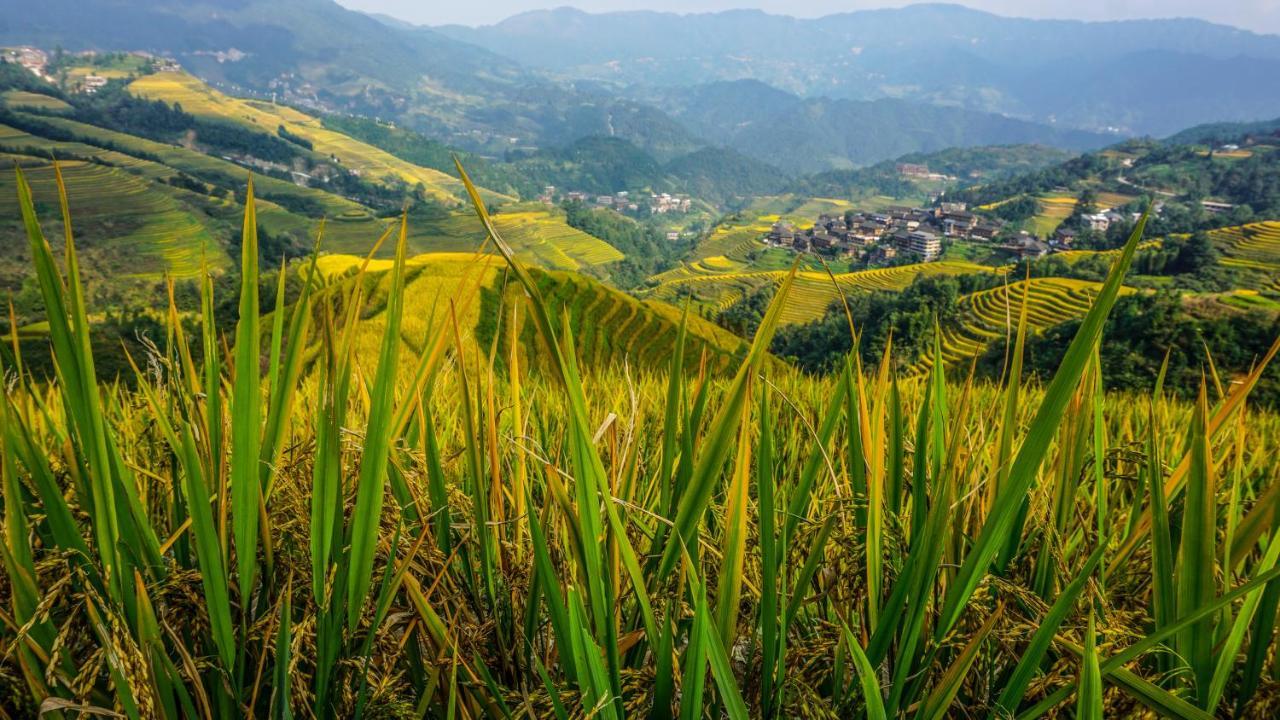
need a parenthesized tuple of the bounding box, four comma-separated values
(1172, 231, 1218, 275)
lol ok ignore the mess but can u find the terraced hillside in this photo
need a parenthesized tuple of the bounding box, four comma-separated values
(934, 277, 1135, 368)
(317, 252, 746, 375)
(318, 209, 625, 271)
(2, 89, 71, 112)
(128, 72, 508, 205)
(1207, 221, 1280, 291)
(1028, 193, 1078, 237)
(692, 214, 778, 261)
(650, 260, 995, 325)
(0, 155, 222, 280)
(1, 116, 621, 289)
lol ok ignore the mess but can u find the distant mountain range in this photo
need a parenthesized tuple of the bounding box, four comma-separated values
(634, 80, 1111, 172)
(440, 4, 1280, 136)
(3, 1, 1279, 172)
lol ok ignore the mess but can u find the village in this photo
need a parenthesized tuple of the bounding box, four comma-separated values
(2, 46, 181, 94)
(765, 201, 1082, 265)
(539, 186, 696, 216)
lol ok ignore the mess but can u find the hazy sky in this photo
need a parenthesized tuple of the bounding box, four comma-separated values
(336, 1, 1280, 34)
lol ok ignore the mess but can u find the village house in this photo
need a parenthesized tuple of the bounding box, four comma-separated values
(970, 219, 1005, 241)
(768, 221, 796, 245)
(868, 245, 898, 264)
(82, 74, 109, 93)
(1083, 212, 1111, 232)
(901, 230, 941, 261)
(941, 210, 978, 237)
(999, 233, 1050, 259)
(1052, 227, 1077, 247)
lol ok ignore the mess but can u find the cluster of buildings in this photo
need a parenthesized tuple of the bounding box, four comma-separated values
(3, 47, 48, 78)
(542, 187, 695, 215)
(1080, 210, 1128, 233)
(2, 47, 181, 93)
(896, 163, 954, 182)
(767, 202, 1018, 264)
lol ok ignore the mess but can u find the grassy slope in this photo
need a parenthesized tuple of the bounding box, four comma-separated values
(0, 159, 220, 279)
(128, 72, 511, 205)
(316, 251, 745, 375)
(650, 260, 995, 325)
(0, 113, 623, 289)
(935, 277, 1136, 368)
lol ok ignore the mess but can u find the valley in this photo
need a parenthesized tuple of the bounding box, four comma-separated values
(1, 4, 1280, 719)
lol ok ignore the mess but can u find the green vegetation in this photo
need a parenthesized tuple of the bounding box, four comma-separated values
(4, 166, 1280, 720)
(979, 292, 1280, 406)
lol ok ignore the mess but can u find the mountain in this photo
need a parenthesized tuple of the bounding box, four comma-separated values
(640, 81, 1113, 172)
(440, 4, 1280, 136)
(0, 0, 700, 156)
(506, 136, 787, 202)
(1162, 116, 1280, 147)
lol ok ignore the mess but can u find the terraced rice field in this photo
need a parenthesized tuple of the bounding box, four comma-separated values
(1, 116, 393, 258)
(933, 277, 1133, 369)
(693, 215, 776, 260)
(321, 210, 623, 271)
(1094, 191, 1136, 210)
(1053, 240, 1162, 264)
(1027, 193, 1078, 237)
(16, 113, 369, 220)
(128, 73, 508, 204)
(318, 252, 743, 374)
(785, 197, 852, 220)
(1200, 222, 1280, 292)
(485, 211, 624, 270)
(650, 260, 996, 326)
(0, 160, 222, 278)
(2, 90, 71, 112)
(510, 270, 747, 373)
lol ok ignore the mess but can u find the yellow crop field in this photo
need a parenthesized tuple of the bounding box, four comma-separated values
(649, 260, 996, 325)
(1200, 222, 1280, 290)
(786, 196, 852, 220)
(128, 72, 510, 204)
(6, 177, 1280, 720)
(19, 113, 370, 219)
(932, 277, 1135, 368)
(484, 211, 624, 269)
(693, 215, 775, 260)
(2, 90, 71, 112)
(0, 159, 223, 278)
(1027, 193, 1078, 237)
(1053, 240, 1162, 264)
(317, 209, 623, 272)
(315, 251, 742, 375)
(1094, 191, 1136, 210)
(1208, 221, 1280, 263)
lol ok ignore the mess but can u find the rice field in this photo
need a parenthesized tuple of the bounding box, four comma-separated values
(1208, 221, 1280, 266)
(1093, 191, 1136, 210)
(1027, 193, 1078, 237)
(650, 260, 996, 325)
(1195, 222, 1280, 292)
(4, 169, 1280, 719)
(692, 214, 776, 261)
(129, 72, 510, 204)
(16, 112, 370, 219)
(933, 277, 1134, 368)
(0, 160, 222, 278)
(322, 210, 624, 271)
(1, 89, 71, 112)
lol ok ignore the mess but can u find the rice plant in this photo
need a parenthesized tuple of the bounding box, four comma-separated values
(2, 162, 1279, 719)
